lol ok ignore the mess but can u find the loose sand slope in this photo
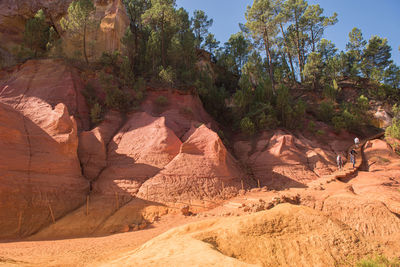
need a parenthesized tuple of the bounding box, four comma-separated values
(106, 204, 374, 267)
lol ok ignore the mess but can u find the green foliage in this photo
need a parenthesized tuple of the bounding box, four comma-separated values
(191, 9, 213, 48)
(307, 120, 316, 132)
(303, 51, 323, 89)
(90, 102, 103, 125)
(322, 80, 340, 101)
(158, 66, 175, 85)
(361, 36, 392, 81)
(316, 129, 325, 136)
(180, 106, 193, 117)
(99, 51, 120, 68)
(240, 117, 255, 136)
(356, 255, 400, 267)
(332, 95, 371, 132)
(386, 104, 400, 139)
(317, 100, 335, 123)
(155, 95, 169, 106)
(24, 9, 50, 57)
(204, 33, 220, 54)
(101, 73, 132, 111)
(142, 0, 177, 67)
(61, 0, 97, 63)
(276, 85, 306, 129)
(222, 32, 250, 76)
(82, 82, 98, 107)
(120, 56, 135, 87)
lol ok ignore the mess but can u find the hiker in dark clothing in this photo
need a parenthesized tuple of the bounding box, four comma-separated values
(350, 149, 357, 168)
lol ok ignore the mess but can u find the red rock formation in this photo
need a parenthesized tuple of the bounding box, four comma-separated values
(0, 0, 129, 61)
(0, 59, 90, 131)
(141, 90, 217, 138)
(137, 125, 245, 202)
(78, 111, 123, 181)
(234, 130, 338, 190)
(0, 102, 88, 238)
(94, 112, 182, 195)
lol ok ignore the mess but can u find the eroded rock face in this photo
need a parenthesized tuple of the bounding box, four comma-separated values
(0, 102, 88, 238)
(94, 112, 182, 195)
(78, 111, 123, 181)
(234, 130, 337, 190)
(322, 193, 400, 242)
(141, 90, 217, 138)
(0, 59, 90, 131)
(0, 0, 70, 51)
(137, 125, 245, 202)
(0, 0, 129, 61)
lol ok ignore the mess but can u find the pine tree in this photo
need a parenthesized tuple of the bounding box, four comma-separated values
(283, 0, 308, 82)
(24, 9, 49, 57)
(246, 0, 280, 91)
(191, 10, 213, 48)
(361, 35, 392, 80)
(303, 4, 337, 53)
(142, 0, 177, 67)
(204, 33, 220, 54)
(61, 0, 97, 63)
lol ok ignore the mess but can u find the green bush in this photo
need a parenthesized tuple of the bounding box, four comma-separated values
(90, 102, 102, 125)
(180, 106, 193, 116)
(101, 72, 132, 111)
(317, 101, 335, 123)
(105, 87, 132, 111)
(356, 255, 400, 267)
(386, 104, 400, 139)
(155, 95, 169, 106)
(316, 129, 325, 136)
(240, 117, 255, 136)
(82, 82, 97, 107)
(159, 66, 175, 85)
(99, 50, 120, 67)
(308, 121, 316, 132)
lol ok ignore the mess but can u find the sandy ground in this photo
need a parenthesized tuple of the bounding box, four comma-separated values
(0, 214, 202, 267)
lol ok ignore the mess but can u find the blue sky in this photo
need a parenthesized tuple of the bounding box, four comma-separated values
(176, 0, 400, 65)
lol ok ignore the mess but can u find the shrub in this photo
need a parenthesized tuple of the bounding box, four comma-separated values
(155, 95, 168, 106)
(99, 50, 120, 67)
(240, 117, 255, 136)
(316, 129, 325, 136)
(332, 114, 346, 132)
(159, 66, 175, 85)
(90, 102, 102, 125)
(23, 9, 49, 57)
(100, 72, 132, 111)
(386, 104, 400, 139)
(134, 77, 146, 92)
(120, 56, 135, 87)
(356, 255, 400, 267)
(105, 87, 132, 111)
(317, 101, 335, 123)
(82, 82, 97, 107)
(308, 121, 316, 132)
(180, 106, 193, 116)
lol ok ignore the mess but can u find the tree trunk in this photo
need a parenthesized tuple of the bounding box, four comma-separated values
(264, 30, 275, 93)
(279, 22, 296, 82)
(311, 28, 315, 52)
(294, 13, 303, 82)
(83, 22, 89, 64)
(161, 11, 166, 68)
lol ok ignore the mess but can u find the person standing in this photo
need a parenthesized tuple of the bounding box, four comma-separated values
(350, 149, 357, 168)
(354, 137, 360, 148)
(336, 154, 343, 170)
